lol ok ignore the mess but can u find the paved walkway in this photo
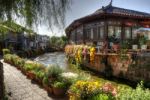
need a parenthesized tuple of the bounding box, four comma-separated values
(3, 60, 66, 100)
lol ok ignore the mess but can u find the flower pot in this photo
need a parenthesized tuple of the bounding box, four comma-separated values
(53, 87, 66, 96)
(36, 78, 42, 85)
(26, 72, 35, 80)
(48, 76, 56, 82)
(132, 45, 138, 50)
(43, 84, 53, 94)
(21, 69, 26, 75)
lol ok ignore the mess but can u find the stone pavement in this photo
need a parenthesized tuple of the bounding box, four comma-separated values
(3, 61, 66, 100)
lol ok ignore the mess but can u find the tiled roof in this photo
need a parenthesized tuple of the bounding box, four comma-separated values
(94, 5, 150, 17)
(66, 4, 150, 34)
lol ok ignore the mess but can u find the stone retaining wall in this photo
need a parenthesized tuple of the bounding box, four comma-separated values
(82, 53, 150, 83)
(0, 62, 4, 100)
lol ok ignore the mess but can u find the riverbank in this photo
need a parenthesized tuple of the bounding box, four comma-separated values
(3, 53, 150, 100)
(2, 60, 67, 100)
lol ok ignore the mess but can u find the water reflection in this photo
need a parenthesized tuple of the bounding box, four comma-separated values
(34, 52, 68, 70)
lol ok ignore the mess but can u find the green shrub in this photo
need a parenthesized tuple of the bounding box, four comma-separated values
(117, 81, 150, 100)
(2, 49, 10, 55)
(11, 55, 20, 65)
(53, 81, 67, 89)
(23, 61, 37, 71)
(14, 57, 25, 68)
(3, 54, 12, 62)
(46, 65, 63, 78)
(89, 93, 115, 100)
(43, 75, 49, 85)
(36, 70, 45, 80)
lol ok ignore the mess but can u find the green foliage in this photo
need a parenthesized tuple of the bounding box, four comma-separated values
(46, 65, 63, 78)
(43, 75, 49, 85)
(2, 49, 10, 55)
(14, 57, 25, 68)
(0, 0, 71, 28)
(23, 61, 37, 71)
(36, 70, 45, 80)
(3, 54, 12, 62)
(117, 81, 150, 100)
(53, 81, 67, 89)
(50, 35, 68, 48)
(89, 93, 115, 100)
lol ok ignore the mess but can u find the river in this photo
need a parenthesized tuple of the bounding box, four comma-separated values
(34, 52, 130, 88)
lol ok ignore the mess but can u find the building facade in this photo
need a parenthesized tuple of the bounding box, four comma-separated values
(66, 4, 150, 46)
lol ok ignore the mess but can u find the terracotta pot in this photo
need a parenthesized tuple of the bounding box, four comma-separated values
(43, 83, 53, 94)
(48, 87, 53, 94)
(26, 72, 35, 80)
(21, 69, 26, 75)
(16, 66, 21, 70)
(36, 78, 42, 85)
(53, 87, 66, 96)
(48, 76, 56, 82)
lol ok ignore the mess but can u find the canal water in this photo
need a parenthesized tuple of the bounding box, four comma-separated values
(34, 52, 131, 88)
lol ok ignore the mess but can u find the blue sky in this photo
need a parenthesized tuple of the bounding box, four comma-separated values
(37, 0, 150, 36)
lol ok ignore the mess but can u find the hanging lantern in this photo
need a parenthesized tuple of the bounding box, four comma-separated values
(125, 22, 133, 26)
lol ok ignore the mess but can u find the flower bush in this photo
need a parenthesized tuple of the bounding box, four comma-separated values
(65, 45, 97, 65)
(117, 81, 150, 100)
(46, 65, 63, 80)
(69, 81, 102, 99)
(4, 54, 150, 100)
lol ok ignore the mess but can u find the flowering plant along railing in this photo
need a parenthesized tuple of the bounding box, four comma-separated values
(65, 45, 96, 65)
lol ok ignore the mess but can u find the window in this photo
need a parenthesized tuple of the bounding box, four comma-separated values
(125, 27, 131, 39)
(93, 27, 98, 39)
(85, 29, 91, 39)
(98, 26, 104, 39)
(115, 26, 121, 38)
(91, 29, 93, 39)
(108, 26, 114, 37)
(132, 28, 137, 39)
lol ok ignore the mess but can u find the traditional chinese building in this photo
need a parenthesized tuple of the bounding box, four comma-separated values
(66, 2, 150, 45)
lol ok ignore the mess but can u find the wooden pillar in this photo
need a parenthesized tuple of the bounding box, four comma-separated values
(0, 62, 4, 100)
(83, 24, 86, 43)
(104, 18, 108, 41)
(75, 29, 77, 44)
(121, 22, 125, 43)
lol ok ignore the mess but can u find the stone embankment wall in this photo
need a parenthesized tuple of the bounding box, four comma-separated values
(0, 62, 4, 100)
(82, 53, 150, 83)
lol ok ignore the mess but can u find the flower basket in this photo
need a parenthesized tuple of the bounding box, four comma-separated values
(53, 87, 66, 96)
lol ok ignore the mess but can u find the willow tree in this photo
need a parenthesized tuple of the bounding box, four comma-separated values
(0, 0, 71, 30)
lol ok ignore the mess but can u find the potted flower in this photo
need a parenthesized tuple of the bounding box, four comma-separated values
(35, 70, 45, 85)
(52, 81, 67, 96)
(139, 34, 148, 50)
(23, 61, 36, 79)
(46, 65, 63, 82)
(42, 75, 53, 94)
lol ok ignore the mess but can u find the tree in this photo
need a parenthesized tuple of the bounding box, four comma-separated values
(0, 0, 71, 29)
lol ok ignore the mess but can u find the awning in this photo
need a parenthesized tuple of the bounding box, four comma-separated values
(136, 28, 150, 32)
